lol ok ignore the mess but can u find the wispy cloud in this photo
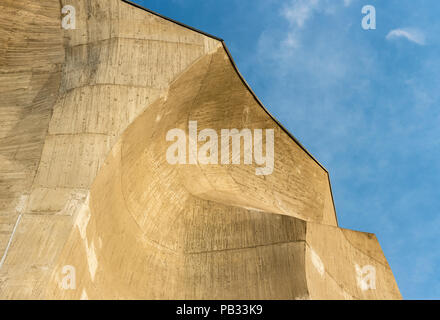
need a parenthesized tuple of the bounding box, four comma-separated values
(279, 0, 352, 49)
(386, 28, 426, 45)
(282, 0, 320, 28)
(279, 0, 321, 48)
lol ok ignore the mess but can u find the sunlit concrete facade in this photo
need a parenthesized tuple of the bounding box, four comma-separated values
(0, 0, 401, 299)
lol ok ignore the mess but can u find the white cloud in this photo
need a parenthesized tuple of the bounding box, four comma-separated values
(279, 0, 350, 49)
(386, 28, 426, 45)
(282, 0, 320, 28)
(280, 0, 322, 49)
(282, 32, 300, 49)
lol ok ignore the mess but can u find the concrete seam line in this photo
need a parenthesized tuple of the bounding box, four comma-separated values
(0, 214, 23, 270)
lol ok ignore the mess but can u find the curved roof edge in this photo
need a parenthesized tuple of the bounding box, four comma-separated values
(121, 0, 338, 225)
(121, 0, 326, 172)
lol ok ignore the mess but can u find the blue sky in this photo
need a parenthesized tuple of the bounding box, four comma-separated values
(132, 0, 440, 299)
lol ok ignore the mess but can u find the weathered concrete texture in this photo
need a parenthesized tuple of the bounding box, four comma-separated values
(0, 0, 401, 299)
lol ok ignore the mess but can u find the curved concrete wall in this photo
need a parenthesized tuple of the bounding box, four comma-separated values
(0, 0, 401, 299)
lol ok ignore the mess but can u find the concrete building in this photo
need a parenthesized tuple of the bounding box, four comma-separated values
(0, 0, 401, 299)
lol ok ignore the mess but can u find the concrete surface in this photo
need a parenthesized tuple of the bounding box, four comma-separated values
(0, 0, 401, 299)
